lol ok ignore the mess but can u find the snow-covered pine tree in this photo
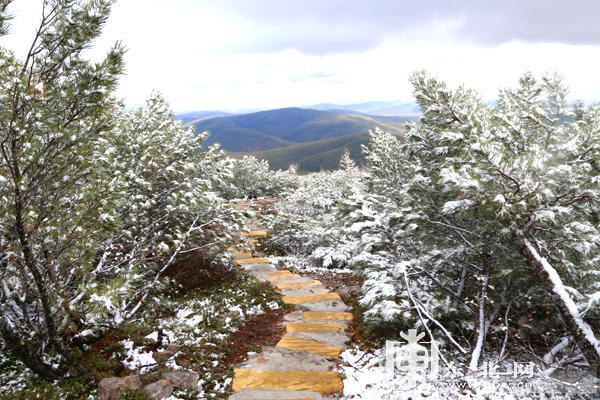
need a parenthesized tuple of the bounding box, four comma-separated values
(85, 93, 245, 324)
(0, 0, 124, 380)
(339, 147, 358, 175)
(305, 72, 599, 376)
(0, 0, 245, 382)
(380, 71, 599, 373)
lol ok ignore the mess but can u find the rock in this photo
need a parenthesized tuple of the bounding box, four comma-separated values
(336, 285, 362, 298)
(176, 356, 191, 368)
(143, 379, 174, 399)
(166, 344, 182, 353)
(153, 350, 175, 363)
(162, 370, 200, 389)
(98, 375, 142, 400)
(153, 344, 181, 363)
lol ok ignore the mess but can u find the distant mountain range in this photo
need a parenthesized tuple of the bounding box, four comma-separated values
(308, 100, 420, 116)
(175, 111, 233, 125)
(174, 105, 418, 170)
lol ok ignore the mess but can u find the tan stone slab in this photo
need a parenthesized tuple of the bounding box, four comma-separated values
(235, 258, 270, 265)
(267, 274, 301, 282)
(226, 246, 237, 252)
(303, 311, 354, 321)
(266, 270, 292, 277)
(286, 322, 345, 333)
(233, 368, 341, 394)
(234, 252, 253, 259)
(240, 231, 267, 238)
(245, 239, 259, 243)
(276, 336, 343, 358)
(282, 293, 341, 305)
(276, 280, 323, 290)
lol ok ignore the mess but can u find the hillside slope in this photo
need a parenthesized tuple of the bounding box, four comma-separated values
(194, 107, 406, 152)
(254, 133, 369, 171)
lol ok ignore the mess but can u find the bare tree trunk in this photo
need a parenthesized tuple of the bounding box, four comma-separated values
(519, 236, 600, 377)
(469, 254, 491, 372)
(453, 266, 468, 309)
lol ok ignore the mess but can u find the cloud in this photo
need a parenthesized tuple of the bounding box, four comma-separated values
(214, 0, 600, 54)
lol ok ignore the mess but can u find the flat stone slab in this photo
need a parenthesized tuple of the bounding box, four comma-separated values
(284, 311, 351, 329)
(303, 311, 353, 321)
(268, 274, 301, 282)
(232, 369, 342, 394)
(242, 264, 278, 274)
(288, 332, 350, 349)
(271, 276, 314, 285)
(236, 258, 270, 265)
(296, 300, 349, 312)
(229, 389, 323, 400)
(266, 270, 293, 277)
(240, 231, 267, 238)
(282, 293, 341, 305)
(234, 252, 253, 259)
(276, 335, 343, 358)
(276, 280, 323, 290)
(237, 347, 336, 372)
(279, 286, 330, 296)
(285, 322, 345, 333)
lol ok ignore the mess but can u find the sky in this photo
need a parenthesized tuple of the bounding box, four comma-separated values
(3, 0, 600, 113)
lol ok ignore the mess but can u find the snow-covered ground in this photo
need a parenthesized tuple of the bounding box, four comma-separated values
(340, 345, 599, 400)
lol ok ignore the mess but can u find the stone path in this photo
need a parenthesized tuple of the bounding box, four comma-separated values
(228, 230, 352, 400)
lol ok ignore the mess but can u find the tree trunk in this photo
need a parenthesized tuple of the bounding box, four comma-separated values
(469, 254, 491, 372)
(518, 236, 600, 377)
(0, 321, 64, 380)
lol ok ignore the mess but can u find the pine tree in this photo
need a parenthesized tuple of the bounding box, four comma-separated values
(0, 0, 124, 381)
(339, 147, 358, 174)
(306, 72, 599, 376)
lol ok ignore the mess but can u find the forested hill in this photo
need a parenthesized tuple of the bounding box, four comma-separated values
(192, 107, 410, 152)
(254, 133, 369, 171)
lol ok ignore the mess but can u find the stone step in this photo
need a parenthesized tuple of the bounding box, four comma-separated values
(270, 277, 314, 285)
(276, 280, 323, 290)
(287, 331, 350, 349)
(279, 286, 330, 296)
(245, 239, 259, 244)
(267, 274, 301, 283)
(235, 258, 270, 265)
(242, 264, 279, 275)
(232, 369, 342, 394)
(266, 270, 293, 277)
(234, 252, 253, 259)
(285, 322, 345, 333)
(302, 311, 354, 322)
(236, 347, 336, 372)
(281, 293, 341, 305)
(240, 231, 267, 238)
(229, 389, 322, 400)
(276, 335, 343, 358)
(296, 300, 349, 312)
(284, 311, 351, 329)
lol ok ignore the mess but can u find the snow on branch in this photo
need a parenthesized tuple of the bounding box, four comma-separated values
(522, 237, 600, 358)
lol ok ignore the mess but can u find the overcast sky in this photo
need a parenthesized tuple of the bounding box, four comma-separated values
(3, 0, 600, 112)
